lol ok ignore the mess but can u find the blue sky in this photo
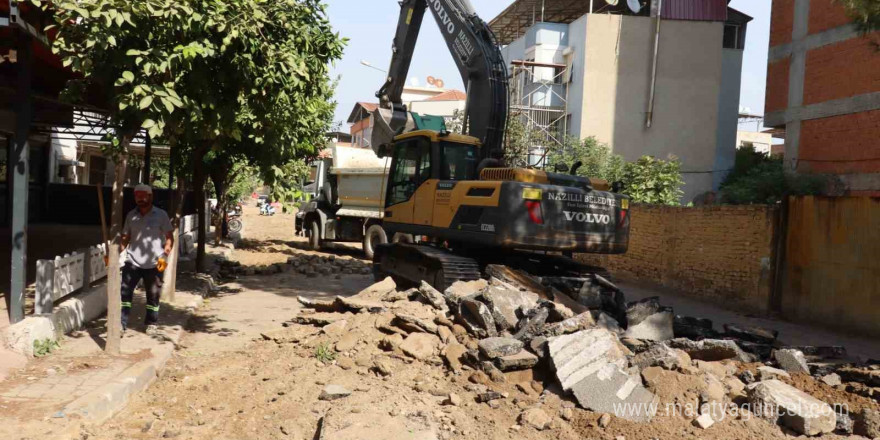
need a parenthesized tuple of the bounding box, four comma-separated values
(326, 0, 771, 132)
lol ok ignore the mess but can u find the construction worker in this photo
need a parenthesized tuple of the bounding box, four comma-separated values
(119, 184, 174, 335)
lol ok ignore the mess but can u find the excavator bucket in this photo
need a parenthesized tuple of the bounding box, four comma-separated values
(369, 108, 447, 157)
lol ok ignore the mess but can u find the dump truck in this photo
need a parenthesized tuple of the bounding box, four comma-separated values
(295, 145, 398, 259)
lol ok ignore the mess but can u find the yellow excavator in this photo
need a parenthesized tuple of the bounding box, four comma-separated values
(368, 0, 631, 290)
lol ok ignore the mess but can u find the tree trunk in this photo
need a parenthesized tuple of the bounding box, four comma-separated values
(105, 143, 130, 355)
(210, 169, 228, 246)
(161, 175, 185, 303)
(193, 146, 208, 273)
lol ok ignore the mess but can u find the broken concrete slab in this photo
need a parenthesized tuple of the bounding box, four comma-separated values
(441, 342, 468, 372)
(837, 366, 880, 387)
(575, 277, 603, 309)
(338, 296, 387, 314)
(673, 315, 718, 339)
(757, 365, 791, 380)
(319, 384, 352, 401)
(854, 408, 880, 438)
(541, 312, 596, 337)
(392, 313, 438, 334)
(297, 296, 340, 312)
(820, 373, 842, 386)
(293, 313, 347, 327)
(693, 413, 715, 429)
(551, 288, 589, 315)
(630, 343, 691, 371)
(482, 285, 539, 331)
(322, 319, 349, 336)
(595, 312, 622, 335)
(478, 337, 524, 359)
(416, 281, 448, 312)
(737, 341, 773, 360)
(519, 408, 552, 430)
(335, 332, 360, 352)
(355, 276, 398, 299)
(623, 309, 674, 341)
(443, 279, 489, 305)
(496, 350, 539, 371)
(625, 297, 662, 327)
(512, 305, 549, 341)
(747, 379, 836, 436)
(667, 338, 754, 362)
(548, 328, 657, 422)
(773, 349, 810, 374)
(399, 333, 441, 360)
(457, 297, 497, 339)
(722, 323, 778, 344)
(484, 265, 549, 299)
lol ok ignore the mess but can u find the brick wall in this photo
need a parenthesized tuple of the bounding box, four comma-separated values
(808, 0, 854, 34)
(577, 204, 778, 312)
(799, 109, 880, 174)
(765, 60, 790, 114)
(769, 0, 794, 47)
(803, 36, 880, 106)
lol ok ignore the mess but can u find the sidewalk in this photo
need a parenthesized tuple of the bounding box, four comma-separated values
(0, 275, 206, 440)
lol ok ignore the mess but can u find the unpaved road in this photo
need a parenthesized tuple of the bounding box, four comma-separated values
(73, 207, 873, 440)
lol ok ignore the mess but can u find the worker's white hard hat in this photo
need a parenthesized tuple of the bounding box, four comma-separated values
(134, 184, 153, 194)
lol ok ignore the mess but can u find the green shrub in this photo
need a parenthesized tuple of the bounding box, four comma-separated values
(720, 147, 828, 204)
(621, 155, 685, 205)
(314, 342, 336, 364)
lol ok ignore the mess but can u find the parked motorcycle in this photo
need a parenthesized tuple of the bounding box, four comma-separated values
(228, 212, 243, 233)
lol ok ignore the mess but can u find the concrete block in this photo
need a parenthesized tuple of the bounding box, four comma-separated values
(417, 281, 448, 312)
(548, 328, 657, 422)
(458, 297, 497, 338)
(630, 343, 691, 371)
(757, 365, 791, 380)
(541, 312, 596, 337)
(667, 338, 753, 362)
(444, 279, 488, 305)
(723, 323, 778, 344)
(52, 282, 108, 336)
(773, 349, 810, 374)
(747, 379, 836, 436)
(623, 310, 674, 341)
(482, 285, 538, 331)
(496, 350, 539, 371)
(478, 337, 524, 359)
(1, 316, 56, 356)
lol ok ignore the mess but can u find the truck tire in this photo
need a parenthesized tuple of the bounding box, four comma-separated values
(363, 224, 387, 260)
(308, 221, 322, 251)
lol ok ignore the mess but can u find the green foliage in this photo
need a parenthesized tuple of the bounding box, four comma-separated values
(836, 0, 880, 33)
(46, 0, 345, 181)
(547, 136, 625, 183)
(266, 159, 312, 206)
(621, 155, 685, 205)
(720, 147, 827, 204)
(314, 342, 336, 364)
(33, 338, 60, 357)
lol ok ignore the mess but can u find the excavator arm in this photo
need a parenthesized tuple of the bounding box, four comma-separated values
(372, 0, 508, 162)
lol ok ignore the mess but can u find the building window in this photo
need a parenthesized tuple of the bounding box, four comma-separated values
(723, 24, 743, 49)
(89, 155, 107, 185)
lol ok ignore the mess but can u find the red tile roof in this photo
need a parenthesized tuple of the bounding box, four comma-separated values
(425, 90, 466, 101)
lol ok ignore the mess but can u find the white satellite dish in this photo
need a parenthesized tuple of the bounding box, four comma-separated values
(627, 0, 641, 13)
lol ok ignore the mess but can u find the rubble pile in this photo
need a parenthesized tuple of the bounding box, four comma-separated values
(288, 264, 875, 436)
(218, 253, 372, 278)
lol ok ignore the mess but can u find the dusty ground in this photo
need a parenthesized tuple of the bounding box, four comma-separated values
(71, 207, 876, 440)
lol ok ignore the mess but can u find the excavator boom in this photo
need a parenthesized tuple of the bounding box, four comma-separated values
(372, 0, 508, 162)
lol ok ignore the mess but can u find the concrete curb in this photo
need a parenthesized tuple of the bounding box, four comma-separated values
(56, 295, 203, 435)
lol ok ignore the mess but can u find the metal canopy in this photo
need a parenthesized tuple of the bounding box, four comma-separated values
(489, 0, 648, 46)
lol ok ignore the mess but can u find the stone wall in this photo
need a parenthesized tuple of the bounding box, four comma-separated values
(577, 204, 779, 312)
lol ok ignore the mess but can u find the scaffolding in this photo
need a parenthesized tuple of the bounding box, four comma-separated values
(509, 59, 569, 168)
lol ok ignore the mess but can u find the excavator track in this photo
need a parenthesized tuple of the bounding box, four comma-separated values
(373, 244, 481, 291)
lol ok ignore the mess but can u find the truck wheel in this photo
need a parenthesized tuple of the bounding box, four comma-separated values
(308, 221, 322, 250)
(392, 233, 414, 244)
(363, 224, 387, 260)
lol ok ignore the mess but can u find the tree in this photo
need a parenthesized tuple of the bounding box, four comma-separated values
(720, 146, 829, 204)
(621, 156, 685, 205)
(266, 158, 312, 209)
(46, 0, 345, 350)
(547, 136, 625, 182)
(836, 0, 880, 34)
